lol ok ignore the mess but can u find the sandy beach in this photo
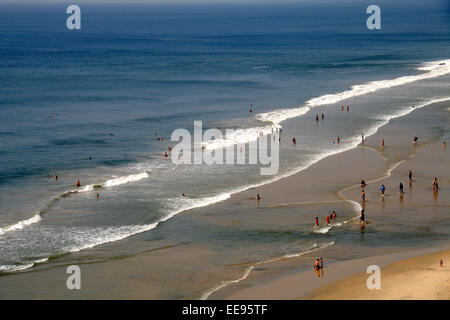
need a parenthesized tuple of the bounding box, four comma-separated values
(207, 99, 450, 300)
(0, 99, 448, 300)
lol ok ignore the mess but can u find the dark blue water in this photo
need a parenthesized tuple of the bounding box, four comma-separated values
(0, 1, 449, 276)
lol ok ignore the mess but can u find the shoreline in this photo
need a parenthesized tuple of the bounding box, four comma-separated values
(205, 99, 450, 300)
(0, 99, 448, 299)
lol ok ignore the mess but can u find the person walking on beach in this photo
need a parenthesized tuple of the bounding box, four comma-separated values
(321, 113, 325, 120)
(380, 184, 385, 197)
(361, 190, 366, 202)
(399, 182, 404, 195)
(256, 194, 261, 201)
(316, 114, 319, 122)
(314, 259, 320, 270)
(409, 170, 413, 185)
(319, 258, 324, 269)
(440, 259, 444, 268)
(432, 177, 439, 190)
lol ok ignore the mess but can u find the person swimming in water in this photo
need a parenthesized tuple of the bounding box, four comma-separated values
(75, 180, 81, 188)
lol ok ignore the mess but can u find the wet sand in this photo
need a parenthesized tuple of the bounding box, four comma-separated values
(0, 101, 448, 300)
(208, 100, 450, 299)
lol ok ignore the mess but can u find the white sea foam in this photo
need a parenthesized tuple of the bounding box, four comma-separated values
(0, 263, 35, 273)
(0, 214, 42, 236)
(103, 172, 150, 187)
(306, 59, 450, 107)
(202, 59, 450, 151)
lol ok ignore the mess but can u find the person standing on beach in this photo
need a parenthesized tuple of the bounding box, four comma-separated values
(321, 113, 325, 120)
(399, 182, 404, 195)
(292, 137, 296, 145)
(315, 217, 319, 228)
(413, 136, 419, 144)
(409, 170, 413, 185)
(326, 215, 330, 226)
(382, 139, 385, 148)
(380, 184, 385, 197)
(361, 180, 366, 188)
(319, 258, 324, 269)
(443, 141, 446, 149)
(361, 132, 365, 143)
(360, 209, 365, 224)
(361, 190, 366, 202)
(337, 136, 340, 144)
(432, 178, 439, 190)
(347, 106, 349, 112)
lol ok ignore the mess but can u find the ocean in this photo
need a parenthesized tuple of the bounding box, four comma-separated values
(0, 1, 449, 298)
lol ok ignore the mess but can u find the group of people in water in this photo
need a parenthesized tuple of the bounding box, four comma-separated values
(314, 210, 337, 228)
